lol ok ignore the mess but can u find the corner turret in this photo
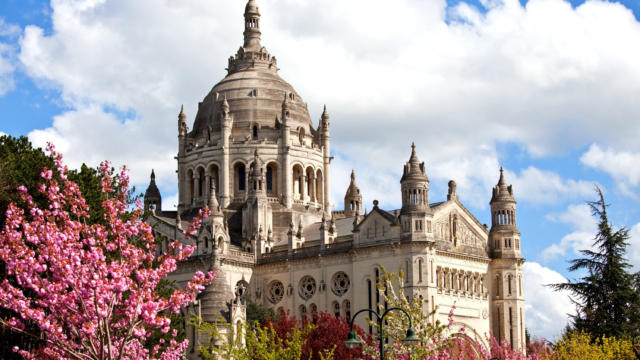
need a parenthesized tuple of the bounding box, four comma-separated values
(488, 167, 525, 352)
(344, 170, 362, 218)
(144, 169, 162, 213)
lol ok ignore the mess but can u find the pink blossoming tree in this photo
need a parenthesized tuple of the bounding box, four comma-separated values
(0, 144, 214, 360)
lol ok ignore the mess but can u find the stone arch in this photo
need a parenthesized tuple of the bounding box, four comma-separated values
(252, 123, 259, 139)
(186, 168, 194, 203)
(315, 169, 323, 204)
(207, 163, 220, 193)
(305, 166, 315, 202)
(217, 236, 225, 253)
(195, 166, 206, 199)
(342, 299, 351, 319)
(233, 161, 247, 196)
(417, 257, 424, 283)
(447, 324, 488, 357)
(331, 300, 340, 317)
(266, 161, 278, 196)
(292, 164, 304, 200)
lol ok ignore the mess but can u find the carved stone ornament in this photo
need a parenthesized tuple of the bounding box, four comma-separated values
(298, 275, 316, 300)
(267, 280, 284, 304)
(331, 271, 350, 297)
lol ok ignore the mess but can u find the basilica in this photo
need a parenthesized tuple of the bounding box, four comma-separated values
(144, 0, 526, 355)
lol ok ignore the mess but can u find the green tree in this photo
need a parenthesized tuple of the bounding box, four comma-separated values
(551, 187, 640, 339)
(0, 135, 56, 227)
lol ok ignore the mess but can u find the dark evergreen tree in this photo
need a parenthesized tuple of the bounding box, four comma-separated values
(551, 187, 640, 339)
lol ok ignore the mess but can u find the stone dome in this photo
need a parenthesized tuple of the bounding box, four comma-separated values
(191, 70, 313, 135)
(189, 0, 314, 140)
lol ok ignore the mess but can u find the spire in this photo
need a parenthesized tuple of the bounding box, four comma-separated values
(491, 167, 515, 203)
(178, 105, 187, 136)
(321, 104, 330, 128)
(344, 169, 362, 217)
(498, 166, 507, 186)
(409, 142, 419, 165)
(209, 181, 221, 214)
(401, 142, 428, 182)
(281, 93, 290, 123)
(144, 169, 162, 212)
(400, 143, 429, 214)
(243, 0, 262, 51)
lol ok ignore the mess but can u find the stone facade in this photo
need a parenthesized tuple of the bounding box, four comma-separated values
(144, 0, 526, 356)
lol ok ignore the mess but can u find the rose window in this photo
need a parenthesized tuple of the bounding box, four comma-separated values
(267, 280, 284, 304)
(331, 272, 350, 297)
(298, 276, 316, 300)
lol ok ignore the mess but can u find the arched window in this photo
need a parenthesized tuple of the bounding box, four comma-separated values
(252, 125, 258, 139)
(306, 167, 314, 201)
(266, 166, 273, 191)
(187, 169, 194, 202)
(332, 301, 340, 318)
(366, 279, 373, 334)
(292, 165, 304, 200)
(197, 167, 205, 197)
(343, 300, 351, 319)
(208, 164, 219, 193)
(418, 259, 423, 283)
(299, 305, 307, 319)
(508, 274, 513, 295)
(315, 170, 323, 204)
(235, 163, 246, 194)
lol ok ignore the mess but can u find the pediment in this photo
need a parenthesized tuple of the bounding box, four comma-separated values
(432, 202, 487, 248)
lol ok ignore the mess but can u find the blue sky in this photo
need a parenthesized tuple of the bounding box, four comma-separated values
(1, 0, 640, 341)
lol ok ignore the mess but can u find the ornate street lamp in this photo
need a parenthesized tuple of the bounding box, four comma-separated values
(344, 307, 420, 360)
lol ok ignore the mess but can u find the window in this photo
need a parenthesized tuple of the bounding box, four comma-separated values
(331, 272, 350, 296)
(266, 166, 273, 191)
(252, 125, 258, 139)
(298, 276, 316, 300)
(332, 301, 340, 317)
(236, 164, 246, 192)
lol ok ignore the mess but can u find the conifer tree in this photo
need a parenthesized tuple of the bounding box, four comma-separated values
(551, 187, 640, 339)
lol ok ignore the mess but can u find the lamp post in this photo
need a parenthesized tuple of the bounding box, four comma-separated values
(344, 307, 420, 360)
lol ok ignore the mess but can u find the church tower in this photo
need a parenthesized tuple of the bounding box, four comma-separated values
(144, 169, 162, 213)
(343, 170, 362, 218)
(489, 167, 526, 352)
(400, 143, 431, 240)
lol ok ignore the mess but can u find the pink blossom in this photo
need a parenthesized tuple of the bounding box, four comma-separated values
(0, 144, 213, 360)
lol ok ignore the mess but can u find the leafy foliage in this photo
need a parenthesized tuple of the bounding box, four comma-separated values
(194, 309, 370, 360)
(550, 187, 640, 339)
(550, 331, 636, 360)
(245, 296, 275, 325)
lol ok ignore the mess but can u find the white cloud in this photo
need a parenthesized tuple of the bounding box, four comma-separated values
(162, 192, 179, 213)
(580, 144, 640, 195)
(508, 166, 594, 204)
(524, 262, 574, 341)
(17, 0, 640, 208)
(541, 204, 596, 261)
